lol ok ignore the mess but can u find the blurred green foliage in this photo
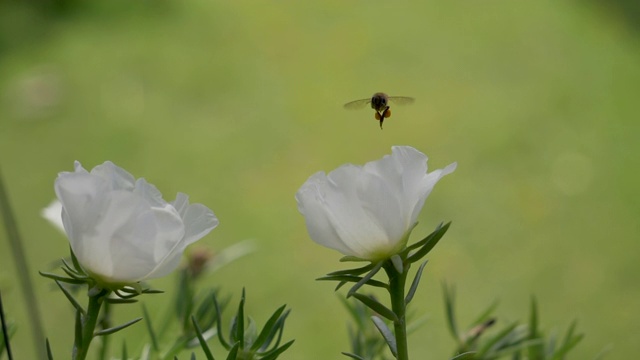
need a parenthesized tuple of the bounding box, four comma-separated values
(0, 0, 638, 358)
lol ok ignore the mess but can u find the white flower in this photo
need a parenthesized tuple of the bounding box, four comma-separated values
(54, 161, 218, 285)
(41, 199, 65, 233)
(296, 146, 456, 261)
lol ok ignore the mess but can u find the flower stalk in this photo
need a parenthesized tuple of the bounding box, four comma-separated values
(73, 287, 110, 360)
(385, 261, 409, 360)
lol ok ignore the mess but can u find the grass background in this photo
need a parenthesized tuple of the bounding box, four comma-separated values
(1, 0, 639, 358)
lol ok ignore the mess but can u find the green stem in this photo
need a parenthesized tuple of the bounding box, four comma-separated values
(385, 261, 410, 360)
(74, 287, 108, 360)
(0, 169, 47, 359)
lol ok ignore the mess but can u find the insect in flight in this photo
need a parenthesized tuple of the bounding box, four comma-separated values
(344, 92, 415, 129)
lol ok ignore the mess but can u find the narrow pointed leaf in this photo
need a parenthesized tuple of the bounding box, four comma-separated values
(528, 296, 543, 359)
(141, 305, 159, 351)
(406, 222, 451, 263)
(477, 322, 519, 356)
(213, 294, 230, 349)
(327, 264, 376, 277)
(121, 341, 128, 360)
(351, 293, 398, 323)
(106, 298, 138, 305)
(69, 247, 84, 274)
(259, 339, 294, 360)
(405, 260, 428, 305)
(95, 317, 142, 336)
(39, 271, 85, 285)
(46, 338, 54, 360)
(250, 305, 286, 351)
(552, 333, 584, 359)
(317, 275, 388, 289)
(470, 300, 499, 327)
(450, 351, 476, 360)
(341, 352, 365, 360)
(60, 266, 89, 282)
(562, 320, 577, 346)
(347, 261, 384, 297)
(335, 281, 348, 291)
(234, 289, 246, 348)
(260, 309, 290, 351)
(225, 342, 240, 360)
(442, 282, 459, 341)
(192, 316, 216, 360)
(404, 222, 445, 253)
(371, 315, 397, 357)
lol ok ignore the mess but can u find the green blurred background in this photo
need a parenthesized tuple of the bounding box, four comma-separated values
(1, 0, 638, 358)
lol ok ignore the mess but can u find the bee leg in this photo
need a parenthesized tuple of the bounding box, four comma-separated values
(375, 112, 381, 121)
(383, 106, 391, 118)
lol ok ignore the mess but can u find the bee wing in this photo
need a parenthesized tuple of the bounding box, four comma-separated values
(388, 96, 415, 105)
(343, 98, 371, 110)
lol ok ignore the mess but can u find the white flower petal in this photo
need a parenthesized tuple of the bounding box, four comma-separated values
(41, 199, 65, 233)
(90, 161, 136, 191)
(408, 161, 457, 224)
(296, 172, 355, 256)
(53, 161, 217, 284)
(296, 146, 456, 260)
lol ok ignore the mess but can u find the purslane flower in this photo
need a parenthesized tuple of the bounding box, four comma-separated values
(296, 146, 456, 261)
(41, 199, 65, 233)
(54, 161, 218, 285)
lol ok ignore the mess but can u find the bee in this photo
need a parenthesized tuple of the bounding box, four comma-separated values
(344, 92, 415, 129)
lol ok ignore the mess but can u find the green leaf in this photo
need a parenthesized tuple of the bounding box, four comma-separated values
(490, 338, 545, 358)
(94, 317, 142, 336)
(528, 296, 544, 360)
(213, 293, 230, 349)
(259, 339, 294, 360)
(406, 222, 451, 263)
(350, 293, 399, 323)
(45, 338, 54, 360)
(317, 275, 388, 290)
(251, 305, 286, 351)
(450, 352, 476, 360)
(341, 352, 365, 360)
(192, 316, 216, 360)
(470, 300, 499, 327)
(347, 261, 384, 297)
(371, 315, 397, 357)
(326, 263, 376, 277)
(141, 304, 159, 351)
(69, 247, 84, 274)
(38, 271, 85, 285)
(442, 282, 459, 342)
(405, 260, 428, 305)
(476, 322, 519, 356)
(106, 298, 138, 305)
(233, 289, 246, 348)
(225, 342, 240, 360)
(121, 341, 128, 360)
(552, 333, 584, 359)
(340, 256, 369, 262)
(403, 222, 443, 252)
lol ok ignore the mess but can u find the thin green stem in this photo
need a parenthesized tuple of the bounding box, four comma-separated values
(73, 287, 108, 360)
(0, 169, 47, 358)
(385, 261, 410, 360)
